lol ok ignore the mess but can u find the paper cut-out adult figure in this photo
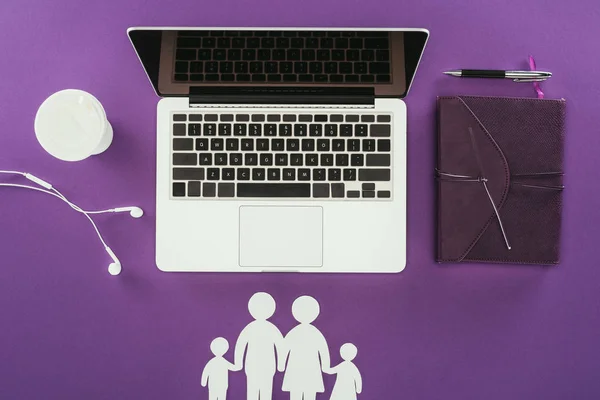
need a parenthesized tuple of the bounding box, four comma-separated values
(279, 295, 331, 400)
(234, 292, 284, 400)
(201, 337, 239, 400)
(327, 343, 362, 400)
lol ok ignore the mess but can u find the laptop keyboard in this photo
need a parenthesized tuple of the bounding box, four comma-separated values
(173, 30, 391, 84)
(171, 112, 392, 199)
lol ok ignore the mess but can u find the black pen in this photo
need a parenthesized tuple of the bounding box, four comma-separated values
(443, 69, 552, 82)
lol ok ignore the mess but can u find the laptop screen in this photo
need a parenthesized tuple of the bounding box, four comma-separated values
(128, 28, 428, 98)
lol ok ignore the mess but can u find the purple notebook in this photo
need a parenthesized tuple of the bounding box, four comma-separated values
(436, 95, 566, 265)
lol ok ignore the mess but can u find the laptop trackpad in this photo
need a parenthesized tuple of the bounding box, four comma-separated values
(239, 206, 323, 268)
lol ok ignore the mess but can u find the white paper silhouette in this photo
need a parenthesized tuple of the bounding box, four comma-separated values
(201, 337, 239, 400)
(279, 295, 331, 400)
(327, 343, 362, 400)
(234, 292, 284, 400)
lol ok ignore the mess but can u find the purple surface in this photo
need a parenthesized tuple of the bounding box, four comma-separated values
(1, 0, 599, 399)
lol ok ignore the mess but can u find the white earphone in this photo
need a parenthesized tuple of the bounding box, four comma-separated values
(0, 170, 143, 275)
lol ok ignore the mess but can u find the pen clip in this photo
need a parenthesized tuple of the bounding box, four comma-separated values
(513, 77, 549, 83)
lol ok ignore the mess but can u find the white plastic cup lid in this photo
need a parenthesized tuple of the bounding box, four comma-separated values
(34, 89, 111, 162)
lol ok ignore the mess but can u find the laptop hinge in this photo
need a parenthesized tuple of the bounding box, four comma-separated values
(189, 86, 374, 107)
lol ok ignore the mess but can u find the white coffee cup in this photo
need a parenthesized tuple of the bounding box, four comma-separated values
(34, 89, 113, 162)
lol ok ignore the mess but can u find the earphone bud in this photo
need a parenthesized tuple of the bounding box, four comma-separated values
(113, 206, 144, 218)
(105, 247, 122, 276)
(0, 170, 142, 276)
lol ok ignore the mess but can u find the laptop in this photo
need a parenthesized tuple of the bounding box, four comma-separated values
(128, 27, 429, 272)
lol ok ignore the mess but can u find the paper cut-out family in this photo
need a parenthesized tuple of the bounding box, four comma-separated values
(201, 292, 362, 400)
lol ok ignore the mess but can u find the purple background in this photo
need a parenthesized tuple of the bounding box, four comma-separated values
(1, 0, 599, 399)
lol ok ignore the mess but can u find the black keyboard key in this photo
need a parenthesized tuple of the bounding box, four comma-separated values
(173, 114, 187, 122)
(215, 153, 228, 166)
(320, 154, 334, 166)
(359, 168, 390, 181)
(302, 50, 315, 61)
(247, 38, 260, 48)
(376, 50, 390, 61)
(189, 62, 203, 73)
(347, 49, 360, 61)
(203, 124, 216, 136)
(207, 168, 220, 180)
(283, 168, 296, 181)
(286, 139, 300, 151)
(241, 139, 254, 151)
(313, 183, 329, 198)
(220, 62, 233, 73)
(309, 124, 323, 136)
(363, 139, 376, 152)
(276, 37, 290, 48)
(306, 154, 319, 166)
(347, 190, 360, 198)
(324, 62, 337, 73)
(260, 154, 273, 166)
(217, 37, 231, 48)
(330, 74, 344, 82)
(261, 38, 275, 48)
(299, 115, 312, 122)
(205, 74, 220, 81)
(320, 38, 334, 48)
(245, 153, 258, 166)
(268, 74, 282, 82)
(228, 49, 242, 60)
(235, 62, 250, 73)
(238, 183, 310, 197)
(173, 138, 194, 150)
(196, 138, 209, 151)
(345, 75, 359, 83)
(218, 183, 235, 197)
(362, 183, 375, 190)
(354, 62, 367, 74)
(226, 139, 239, 151)
(328, 168, 341, 181)
(331, 183, 345, 198)
(291, 38, 304, 47)
(343, 168, 357, 181)
(237, 168, 250, 180)
(298, 169, 311, 181)
(306, 37, 320, 48)
(199, 153, 212, 165)
(198, 49, 212, 60)
(187, 124, 201, 136)
(251, 74, 266, 82)
(377, 115, 392, 122)
(369, 62, 390, 74)
(367, 154, 390, 166)
(190, 74, 204, 82)
(299, 74, 313, 82)
(294, 61, 308, 73)
(200, 182, 214, 198)
(275, 154, 288, 166)
(339, 62, 353, 74)
(267, 114, 281, 122)
(355, 124, 368, 137)
(256, 139, 269, 151)
(233, 124, 247, 136)
(272, 139, 284, 151)
(242, 49, 256, 60)
(365, 38, 389, 49)
(340, 124, 353, 137)
(249, 62, 263, 73)
(349, 38, 363, 49)
(173, 182, 186, 197)
(317, 139, 330, 151)
(332, 50, 345, 61)
(294, 124, 307, 136)
(309, 62, 323, 74)
(330, 115, 344, 122)
(335, 38, 349, 48)
(291, 153, 303, 166)
(211, 139, 224, 151)
(287, 49, 301, 60)
(348, 139, 360, 152)
(220, 168, 234, 181)
(173, 153, 197, 165)
(315, 74, 328, 82)
(362, 190, 376, 198)
(346, 115, 359, 122)
(232, 38, 245, 48)
(249, 124, 262, 136)
(332, 139, 345, 152)
(188, 181, 201, 197)
(280, 62, 293, 74)
(175, 62, 188, 73)
(265, 62, 278, 73)
(189, 114, 203, 122)
(313, 169, 326, 181)
(314, 115, 328, 122)
(173, 168, 204, 180)
(317, 50, 330, 60)
(268, 168, 281, 181)
(176, 49, 196, 60)
(324, 124, 338, 137)
(205, 61, 219, 73)
(279, 124, 292, 136)
(273, 49, 286, 61)
(257, 49, 271, 60)
(377, 190, 391, 198)
(202, 37, 216, 48)
(361, 115, 375, 123)
(173, 123, 186, 136)
(283, 74, 297, 82)
(230, 153, 243, 165)
(336, 154, 349, 166)
(360, 75, 374, 83)
(252, 168, 265, 181)
(378, 139, 391, 152)
(283, 114, 296, 122)
(302, 139, 315, 151)
(218, 124, 232, 136)
(205, 114, 218, 121)
(251, 114, 265, 122)
(351, 154, 364, 166)
(377, 74, 391, 82)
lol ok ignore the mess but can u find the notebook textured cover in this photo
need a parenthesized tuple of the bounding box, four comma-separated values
(436, 95, 566, 264)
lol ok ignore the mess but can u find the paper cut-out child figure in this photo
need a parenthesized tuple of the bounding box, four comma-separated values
(327, 343, 362, 400)
(202, 337, 239, 400)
